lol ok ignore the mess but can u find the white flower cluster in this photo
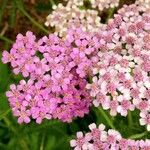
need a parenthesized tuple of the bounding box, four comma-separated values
(65, 0, 120, 10)
(90, 0, 120, 11)
(45, 2, 101, 36)
(136, 0, 150, 11)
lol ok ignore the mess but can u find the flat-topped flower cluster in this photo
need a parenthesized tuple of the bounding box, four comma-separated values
(45, 0, 150, 36)
(45, 1, 102, 36)
(2, 29, 101, 123)
(87, 4, 150, 131)
(45, 0, 120, 36)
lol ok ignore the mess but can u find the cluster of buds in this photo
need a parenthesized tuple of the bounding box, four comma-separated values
(70, 123, 150, 150)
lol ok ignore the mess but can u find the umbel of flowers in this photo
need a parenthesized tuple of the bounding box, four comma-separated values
(87, 3, 150, 131)
(87, 51, 150, 131)
(45, 0, 121, 36)
(45, 1, 102, 36)
(2, 28, 102, 123)
(70, 123, 150, 150)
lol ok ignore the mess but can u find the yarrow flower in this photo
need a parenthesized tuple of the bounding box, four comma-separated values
(86, 4, 150, 130)
(65, 0, 120, 11)
(45, 0, 122, 36)
(6, 77, 91, 124)
(2, 29, 99, 79)
(87, 51, 150, 118)
(45, 2, 101, 36)
(106, 4, 150, 54)
(70, 123, 150, 150)
(2, 29, 104, 123)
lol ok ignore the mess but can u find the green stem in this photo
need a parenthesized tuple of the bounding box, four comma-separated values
(3, 117, 16, 133)
(106, 7, 115, 23)
(88, 76, 93, 83)
(128, 111, 133, 127)
(98, 107, 115, 129)
(0, 35, 13, 44)
(40, 132, 46, 150)
(16, 4, 49, 34)
(128, 131, 147, 140)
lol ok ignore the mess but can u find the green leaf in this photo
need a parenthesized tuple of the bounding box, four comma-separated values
(0, 143, 8, 150)
(0, 64, 10, 93)
(0, 93, 9, 111)
(21, 120, 61, 135)
(0, 109, 11, 121)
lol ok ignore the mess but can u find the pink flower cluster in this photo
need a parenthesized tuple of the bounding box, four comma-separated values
(87, 51, 150, 129)
(106, 4, 150, 53)
(2, 28, 102, 123)
(113, 5, 150, 74)
(87, 4, 150, 131)
(2, 29, 98, 79)
(70, 123, 150, 150)
(6, 78, 91, 124)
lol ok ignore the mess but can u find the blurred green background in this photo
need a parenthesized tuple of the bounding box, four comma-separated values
(0, 0, 149, 150)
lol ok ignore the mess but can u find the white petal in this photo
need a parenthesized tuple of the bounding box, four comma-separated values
(110, 110, 117, 116)
(86, 84, 91, 89)
(77, 132, 83, 138)
(139, 118, 146, 125)
(98, 124, 105, 130)
(144, 81, 150, 88)
(140, 112, 146, 118)
(117, 106, 122, 113)
(89, 123, 96, 130)
(93, 68, 99, 75)
(99, 69, 106, 76)
(70, 140, 77, 147)
(93, 100, 100, 107)
(147, 125, 150, 131)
